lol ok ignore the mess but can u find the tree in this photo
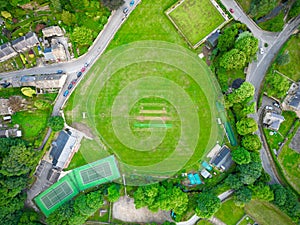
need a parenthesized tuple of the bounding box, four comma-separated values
(240, 102, 256, 117)
(51, 0, 62, 12)
(271, 184, 287, 207)
(134, 184, 159, 210)
(219, 49, 247, 70)
(231, 147, 251, 165)
(0, 143, 36, 176)
(47, 116, 64, 131)
(218, 26, 239, 52)
(238, 162, 262, 185)
(195, 193, 221, 218)
(107, 184, 120, 203)
(61, 10, 76, 26)
(225, 174, 243, 190)
(250, 0, 277, 19)
(226, 82, 255, 107)
(288, 0, 300, 19)
(71, 27, 93, 46)
(250, 182, 274, 201)
(234, 187, 252, 207)
(235, 34, 259, 61)
(21, 87, 36, 97)
(236, 117, 258, 136)
(242, 134, 262, 151)
(265, 72, 290, 99)
(100, 0, 125, 10)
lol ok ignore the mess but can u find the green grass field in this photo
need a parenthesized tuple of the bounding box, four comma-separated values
(65, 41, 223, 183)
(215, 199, 245, 225)
(236, 0, 251, 13)
(259, 11, 285, 32)
(168, 0, 225, 46)
(275, 35, 300, 81)
(245, 200, 295, 225)
(197, 220, 213, 225)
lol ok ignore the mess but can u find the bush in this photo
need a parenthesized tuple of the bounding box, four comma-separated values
(47, 116, 64, 131)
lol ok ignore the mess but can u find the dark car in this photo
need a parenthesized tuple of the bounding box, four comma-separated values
(77, 71, 82, 78)
(123, 7, 129, 14)
(63, 90, 69, 97)
(68, 83, 73, 90)
(57, 70, 64, 74)
(1, 82, 11, 88)
(71, 79, 77, 85)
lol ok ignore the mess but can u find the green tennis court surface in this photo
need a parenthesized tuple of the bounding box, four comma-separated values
(34, 155, 120, 217)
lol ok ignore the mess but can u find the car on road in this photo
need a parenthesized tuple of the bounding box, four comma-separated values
(71, 79, 77, 85)
(273, 102, 280, 108)
(81, 67, 86, 73)
(84, 62, 89, 67)
(265, 105, 273, 110)
(260, 47, 264, 54)
(229, 8, 234, 13)
(63, 90, 69, 97)
(123, 7, 129, 14)
(68, 83, 73, 90)
(57, 70, 64, 74)
(77, 71, 82, 78)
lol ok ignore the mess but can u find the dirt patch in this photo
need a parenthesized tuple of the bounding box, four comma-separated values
(71, 122, 95, 139)
(113, 196, 172, 224)
(140, 109, 167, 114)
(136, 116, 171, 121)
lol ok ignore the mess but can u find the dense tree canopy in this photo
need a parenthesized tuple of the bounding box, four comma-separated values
(71, 27, 93, 46)
(61, 10, 76, 26)
(271, 184, 287, 207)
(234, 187, 252, 207)
(236, 117, 258, 136)
(250, 0, 277, 19)
(250, 182, 274, 201)
(226, 82, 255, 107)
(195, 193, 221, 218)
(107, 184, 120, 203)
(242, 134, 262, 151)
(235, 34, 259, 61)
(238, 162, 262, 185)
(231, 147, 251, 165)
(219, 49, 247, 71)
(47, 116, 64, 132)
(100, 0, 124, 10)
(265, 72, 290, 99)
(225, 174, 243, 190)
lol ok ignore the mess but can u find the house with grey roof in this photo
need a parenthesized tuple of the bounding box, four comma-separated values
(210, 145, 233, 171)
(206, 31, 220, 49)
(263, 112, 285, 131)
(20, 74, 67, 90)
(49, 130, 79, 169)
(0, 43, 17, 62)
(12, 32, 39, 53)
(288, 86, 300, 111)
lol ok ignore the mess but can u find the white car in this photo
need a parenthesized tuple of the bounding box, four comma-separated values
(260, 47, 264, 54)
(265, 105, 273, 110)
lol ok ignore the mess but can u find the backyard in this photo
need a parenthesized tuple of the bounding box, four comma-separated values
(215, 199, 245, 225)
(168, 0, 225, 46)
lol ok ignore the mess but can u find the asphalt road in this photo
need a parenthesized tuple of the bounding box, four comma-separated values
(221, 1, 300, 184)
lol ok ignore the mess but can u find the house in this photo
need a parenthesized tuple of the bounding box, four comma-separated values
(20, 74, 67, 90)
(52, 39, 66, 61)
(43, 47, 56, 61)
(211, 145, 233, 170)
(12, 32, 39, 53)
(288, 86, 300, 111)
(0, 43, 17, 62)
(0, 98, 13, 115)
(42, 26, 64, 38)
(263, 112, 285, 131)
(0, 128, 22, 138)
(206, 31, 220, 49)
(200, 169, 212, 179)
(49, 130, 79, 169)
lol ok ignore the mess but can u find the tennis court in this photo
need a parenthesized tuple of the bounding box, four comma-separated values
(35, 155, 120, 216)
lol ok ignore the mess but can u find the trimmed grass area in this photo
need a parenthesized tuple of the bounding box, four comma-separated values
(245, 200, 295, 225)
(258, 11, 285, 32)
(107, 0, 187, 51)
(0, 87, 22, 98)
(239, 216, 255, 225)
(215, 199, 245, 225)
(236, 0, 251, 13)
(278, 121, 300, 195)
(275, 35, 300, 81)
(197, 220, 214, 225)
(168, 0, 225, 46)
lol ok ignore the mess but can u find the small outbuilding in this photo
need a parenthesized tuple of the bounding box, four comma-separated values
(200, 169, 212, 179)
(206, 31, 220, 49)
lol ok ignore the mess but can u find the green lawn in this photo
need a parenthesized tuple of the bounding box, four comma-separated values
(0, 87, 22, 98)
(239, 216, 255, 225)
(197, 220, 213, 225)
(107, 0, 187, 51)
(236, 0, 251, 13)
(275, 35, 300, 81)
(259, 11, 285, 32)
(245, 200, 295, 225)
(168, 0, 225, 46)
(215, 199, 245, 225)
(278, 121, 300, 195)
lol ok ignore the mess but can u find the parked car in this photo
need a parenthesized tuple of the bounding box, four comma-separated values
(273, 102, 280, 108)
(123, 7, 129, 14)
(260, 47, 264, 54)
(77, 71, 82, 78)
(265, 105, 273, 110)
(63, 90, 69, 97)
(81, 67, 86, 73)
(57, 70, 64, 74)
(71, 79, 77, 85)
(229, 8, 234, 13)
(84, 62, 89, 67)
(68, 83, 73, 90)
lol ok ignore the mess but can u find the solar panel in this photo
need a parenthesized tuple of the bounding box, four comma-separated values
(80, 162, 112, 184)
